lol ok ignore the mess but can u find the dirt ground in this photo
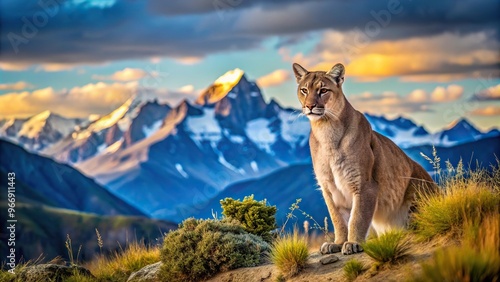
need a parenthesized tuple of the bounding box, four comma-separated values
(207, 239, 445, 282)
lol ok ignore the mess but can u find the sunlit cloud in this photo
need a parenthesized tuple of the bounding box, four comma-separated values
(283, 31, 499, 82)
(174, 56, 203, 65)
(470, 106, 500, 116)
(92, 68, 149, 81)
(0, 62, 30, 71)
(349, 85, 464, 115)
(36, 63, 78, 72)
(0, 82, 137, 118)
(471, 84, 500, 101)
(0, 80, 202, 119)
(0, 81, 34, 91)
(256, 69, 291, 88)
(431, 85, 463, 102)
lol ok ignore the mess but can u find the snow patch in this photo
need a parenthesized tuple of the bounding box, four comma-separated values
(218, 155, 246, 175)
(250, 161, 259, 172)
(175, 163, 189, 178)
(186, 108, 222, 144)
(102, 139, 123, 155)
(230, 135, 245, 144)
(246, 118, 276, 153)
(143, 120, 163, 138)
(279, 110, 310, 147)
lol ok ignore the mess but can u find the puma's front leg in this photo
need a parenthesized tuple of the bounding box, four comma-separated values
(320, 186, 348, 254)
(342, 184, 377, 255)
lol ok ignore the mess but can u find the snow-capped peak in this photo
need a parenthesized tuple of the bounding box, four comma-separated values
(196, 69, 246, 106)
(17, 111, 79, 139)
(214, 68, 244, 86)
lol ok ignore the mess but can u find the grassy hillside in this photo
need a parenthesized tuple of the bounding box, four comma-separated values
(0, 203, 176, 263)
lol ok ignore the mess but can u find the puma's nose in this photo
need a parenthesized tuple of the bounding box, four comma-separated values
(306, 104, 316, 110)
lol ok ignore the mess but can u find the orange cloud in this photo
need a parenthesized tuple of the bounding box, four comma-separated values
(349, 85, 464, 115)
(93, 68, 149, 81)
(36, 63, 77, 72)
(470, 106, 500, 116)
(0, 82, 137, 118)
(0, 62, 30, 71)
(431, 85, 463, 102)
(282, 31, 499, 82)
(174, 56, 203, 65)
(0, 81, 34, 91)
(472, 84, 500, 100)
(256, 69, 291, 88)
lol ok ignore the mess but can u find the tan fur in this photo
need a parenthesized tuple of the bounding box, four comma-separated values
(292, 63, 435, 255)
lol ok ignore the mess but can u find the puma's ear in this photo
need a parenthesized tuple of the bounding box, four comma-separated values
(327, 63, 345, 86)
(292, 63, 308, 83)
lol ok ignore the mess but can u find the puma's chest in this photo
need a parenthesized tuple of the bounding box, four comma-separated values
(313, 151, 357, 208)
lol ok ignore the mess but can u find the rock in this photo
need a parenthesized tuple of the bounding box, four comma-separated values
(16, 264, 93, 282)
(127, 261, 162, 282)
(320, 255, 339, 265)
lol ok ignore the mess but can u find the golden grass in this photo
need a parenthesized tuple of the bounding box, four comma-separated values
(269, 232, 309, 278)
(412, 168, 500, 240)
(85, 241, 160, 282)
(412, 213, 500, 282)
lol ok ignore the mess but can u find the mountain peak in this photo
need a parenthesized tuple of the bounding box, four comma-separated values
(446, 118, 479, 133)
(214, 68, 245, 86)
(196, 69, 247, 106)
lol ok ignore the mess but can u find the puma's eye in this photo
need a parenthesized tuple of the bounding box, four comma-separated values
(320, 88, 328, 95)
(300, 88, 308, 95)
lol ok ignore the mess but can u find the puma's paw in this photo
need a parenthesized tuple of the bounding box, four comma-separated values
(320, 242, 342, 255)
(342, 242, 363, 255)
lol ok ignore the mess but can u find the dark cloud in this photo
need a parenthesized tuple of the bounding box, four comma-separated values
(0, 0, 498, 65)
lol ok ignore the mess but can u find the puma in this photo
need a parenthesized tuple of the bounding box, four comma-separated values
(292, 63, 435, 255)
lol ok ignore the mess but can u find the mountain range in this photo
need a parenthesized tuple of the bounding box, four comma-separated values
(1, 69, 499, 224)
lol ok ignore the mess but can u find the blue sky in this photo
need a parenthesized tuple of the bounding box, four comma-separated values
(0, 0, 499, 132)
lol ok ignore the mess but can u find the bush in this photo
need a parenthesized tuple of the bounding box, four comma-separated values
(413, 213, 500, 282)
(160, 218, 269, 282)
(269, 233, 309, 278)
(343, 259, 365, 281)
(221, 195, 277, 242)
(362, 230, 410, 266)
(412, 172, 500, 240)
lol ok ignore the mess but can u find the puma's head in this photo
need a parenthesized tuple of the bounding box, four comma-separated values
(292, 63, 345, 122)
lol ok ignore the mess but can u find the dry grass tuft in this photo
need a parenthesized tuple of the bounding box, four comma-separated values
(269, 232, 309, 278)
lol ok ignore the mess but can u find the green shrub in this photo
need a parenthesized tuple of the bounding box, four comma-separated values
(269, 232, 309, 278)
(362, 230, 410, 266)
(343, 259, 365, 281)
(221, 195, 277, 242)
(160, 218, 269, 282)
